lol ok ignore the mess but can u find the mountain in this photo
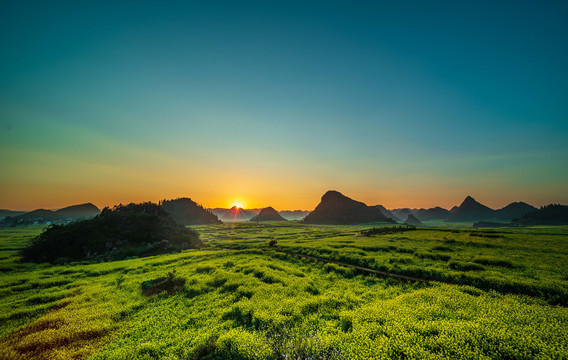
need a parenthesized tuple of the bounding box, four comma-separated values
(250, 207, 287, 222)
(304, 190, 395, 225)
(404, 214, 422, 225)
(450, 206, 459, 213)
(373, 205, 401, 222)
(414, 207, 451, 221)
(3, 203, 100, 226)
(0, 209, 26, 220)
(495, 202, 537, 221)
(55, 203, 100, 218)
(389, 208, 415, 220)
(279, 210, 311, 220)
(11, 209, 60, 222)
(209, 208, 227, 218)
(446, 196, 496, 222)
(210, 206, 256, 221)
(160, 198, 221, 225)
(511, 204, 568, 226)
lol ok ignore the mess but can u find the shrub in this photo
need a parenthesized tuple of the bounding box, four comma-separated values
(191, 335, 219, 359)
(340, 317, 353, 332)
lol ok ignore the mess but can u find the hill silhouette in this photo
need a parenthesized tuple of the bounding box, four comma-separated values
(414, 207, 451, 221)
(446, 196, 496, 222)
(160, 198, 221, 225)
(250, 207, 287, 222)
(389, 208, 415, 220)
(20, 202, 202, 263)
(0, 209, 26, 220)
(55, 203, 100, 218)
(12, 209, 60, 222)
(279, 210, 310, 220)
(373, 205, 401, 222)
(3, 203, 100, 226)
(495, 202, 537, 221)
(304, 191, 395, 225)
(404, 214, 422, 225)
(511, 204, 568, 225)
(210, 206, 256, 221)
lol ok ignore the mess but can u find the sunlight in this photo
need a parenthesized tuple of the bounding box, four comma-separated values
(231, 201, 244, 209)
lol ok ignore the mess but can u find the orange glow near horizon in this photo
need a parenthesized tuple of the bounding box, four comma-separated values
(1, 186, 562, 213)
(1, 117, 563, 212)
(231, 201, 244, 209)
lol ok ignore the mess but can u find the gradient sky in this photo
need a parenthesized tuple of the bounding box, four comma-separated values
(1, 1, 567, 211)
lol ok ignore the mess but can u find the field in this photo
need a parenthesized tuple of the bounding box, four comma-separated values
(1, 222, 567, 359)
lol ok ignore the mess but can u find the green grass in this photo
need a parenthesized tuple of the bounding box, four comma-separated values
(0, 222, 567, 359)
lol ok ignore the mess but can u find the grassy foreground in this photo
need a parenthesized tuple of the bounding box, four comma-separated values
(0, 223, 567, 359)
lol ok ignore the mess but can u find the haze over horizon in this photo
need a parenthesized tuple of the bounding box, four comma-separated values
(1, 1, 567, 211)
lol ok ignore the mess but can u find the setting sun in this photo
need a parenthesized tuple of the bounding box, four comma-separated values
(231, 201, 244, 209)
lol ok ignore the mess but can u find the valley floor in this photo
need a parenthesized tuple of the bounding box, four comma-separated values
(0, 223, 567, 359)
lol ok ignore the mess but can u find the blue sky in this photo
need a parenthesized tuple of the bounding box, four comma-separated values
(1, 1, 567, 210)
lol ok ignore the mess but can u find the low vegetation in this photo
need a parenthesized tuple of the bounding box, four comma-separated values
(0, 222, 567, 359)
(141, 271, 186, 296)
(360, 225, 416, 236)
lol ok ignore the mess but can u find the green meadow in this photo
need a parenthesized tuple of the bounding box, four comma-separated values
(1, 223, 567, 359)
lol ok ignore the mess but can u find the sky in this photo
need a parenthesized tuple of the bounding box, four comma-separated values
(1, 0, 567, 211)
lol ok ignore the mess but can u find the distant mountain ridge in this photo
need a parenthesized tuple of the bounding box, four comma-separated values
(250, 207, 287, 222)
(404, 214, 422, 225)
(0, 209, 27, 220)
(414, 207, 451, 221)
(446, 196, 537, 223)
(373, 205, 401, 222)
(389, 208, 415, 221)
(446, 196, 496, 222)
(279, 210, 311, 220)
(496, 202, 537, 220)
(1, 196, 543, 226)
(304, 190, 395, 225)
(3, 203, 100, 226)
(210, 206, 256, 221)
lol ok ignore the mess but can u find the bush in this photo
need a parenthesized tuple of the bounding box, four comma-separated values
(340, 317, 353, 332)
